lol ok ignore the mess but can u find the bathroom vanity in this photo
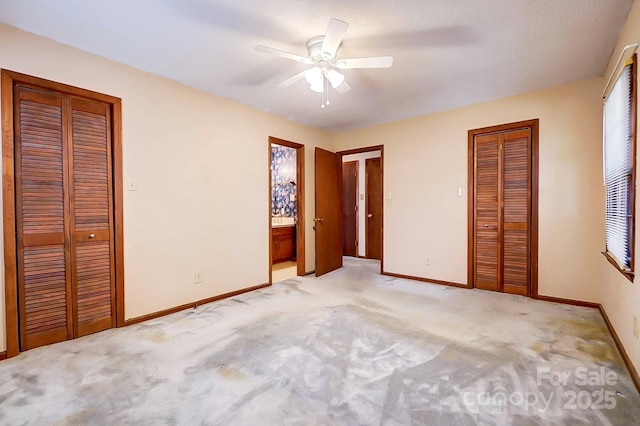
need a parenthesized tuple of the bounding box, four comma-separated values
(272, 219, 295, 264)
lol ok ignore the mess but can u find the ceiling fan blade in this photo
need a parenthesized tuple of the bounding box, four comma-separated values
(255, 45, 313, 64)
(335, 56, 394, 69)
(321, 18, 348, 57)
(278, 71, 307, 88)
(335, 81, 351, 94)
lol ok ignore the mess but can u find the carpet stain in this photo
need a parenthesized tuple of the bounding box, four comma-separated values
(529, 341, 544, 353)
(564, 318, 610, 341)
(147, 330, 167, 343)
(351, 296, 392, 312)
(547, 317, 619, 364)
(218, 366, 246, 380)
(575, 341, 618, 364)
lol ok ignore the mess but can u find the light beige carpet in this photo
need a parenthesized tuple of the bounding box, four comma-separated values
(0, 258, 638, 425)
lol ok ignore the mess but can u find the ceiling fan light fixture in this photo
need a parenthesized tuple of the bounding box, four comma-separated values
(304, 66, 322, 85)
(326, 69, 344, 89)
(309, 80, 325, 93)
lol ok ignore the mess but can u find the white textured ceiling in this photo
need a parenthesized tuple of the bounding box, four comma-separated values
(0, 0, 634, 132)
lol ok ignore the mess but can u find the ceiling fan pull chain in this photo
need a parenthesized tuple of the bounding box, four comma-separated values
(325, 75, 330, 107)
(321, 75, 327, 108)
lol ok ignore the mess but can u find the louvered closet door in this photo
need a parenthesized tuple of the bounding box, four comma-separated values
(14, 84, 116, 351)
(473, 128, 531, 295)
(474, 134, 500, 291)
(15, 87, 73, 350)
(502, 129, 531, 296)
(69, 98, 116, 337)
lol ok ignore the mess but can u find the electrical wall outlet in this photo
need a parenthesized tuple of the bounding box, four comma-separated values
(194, 271, 203, 284)
(634, 316, 639, 340)
(426, 256, 432, 266)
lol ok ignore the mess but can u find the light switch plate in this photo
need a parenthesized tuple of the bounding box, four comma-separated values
(128, 180, 137, 191)
(360, 194, 365, 201)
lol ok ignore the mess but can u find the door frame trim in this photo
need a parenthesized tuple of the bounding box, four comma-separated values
(1, 70, 125, 358)
(467, 119, 539, 297)
(268, 137, 305, 281)
(337, 145, 384, 273)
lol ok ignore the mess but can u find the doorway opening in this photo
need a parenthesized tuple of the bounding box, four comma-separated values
(313, 145, 384, 277)
(269, 137, 305, 284)
(341, 150, 382, 260)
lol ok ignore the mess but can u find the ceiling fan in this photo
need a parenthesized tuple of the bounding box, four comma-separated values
(255, 18, 393, 108)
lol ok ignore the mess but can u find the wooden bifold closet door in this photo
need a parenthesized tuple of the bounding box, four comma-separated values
(15, 84, 115, 350)
(473, 126, 532, 296)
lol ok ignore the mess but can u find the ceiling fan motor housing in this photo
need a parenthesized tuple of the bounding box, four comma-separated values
(306, 35, 333, 62)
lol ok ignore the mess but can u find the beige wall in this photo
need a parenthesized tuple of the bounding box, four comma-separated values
(600, 0, 640, 373)
(0, 24, 332, 352)
(332, 77, 606, 303)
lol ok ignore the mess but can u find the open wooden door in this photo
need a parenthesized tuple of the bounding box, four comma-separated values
(365, 158, 382, 260)
(315, 147, 343, 276)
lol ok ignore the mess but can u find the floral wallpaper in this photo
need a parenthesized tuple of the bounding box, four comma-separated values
(271, 144, 297, 217)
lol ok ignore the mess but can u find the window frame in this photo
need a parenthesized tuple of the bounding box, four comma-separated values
(602, 54, 637, 282)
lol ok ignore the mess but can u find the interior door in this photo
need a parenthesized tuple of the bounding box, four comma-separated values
(315, 147, 343, 276)
(474, 134, 500, 292)
(342, 161, 358, 257)
(13, 83, 116, 351)
(15, 86, 73, 350)
(69, 98, 116, 336)
(501, 129, 531, 296)
(473, 128, 532, 295)
(365, 158, 382, 260)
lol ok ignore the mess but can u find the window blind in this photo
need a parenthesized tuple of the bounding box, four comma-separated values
(604, 61, 634, 270)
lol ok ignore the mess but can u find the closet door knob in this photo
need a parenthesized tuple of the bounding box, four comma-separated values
(367, 214, 373, 218)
